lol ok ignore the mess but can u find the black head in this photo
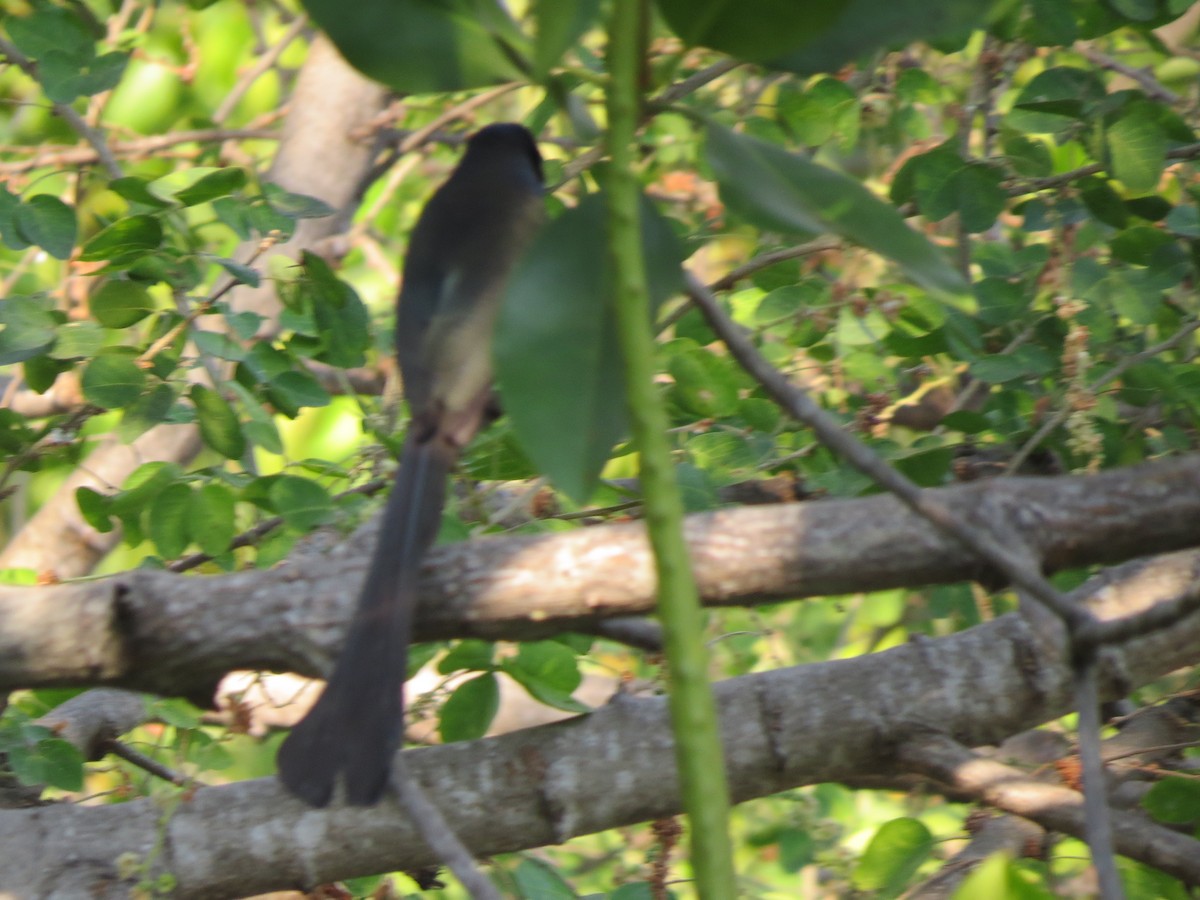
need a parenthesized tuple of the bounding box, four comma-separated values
(463, 123, 544, 184)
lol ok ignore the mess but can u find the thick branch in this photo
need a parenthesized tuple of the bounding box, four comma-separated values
(1, 455, 1199, 695)
(4, 547, 1200, 897)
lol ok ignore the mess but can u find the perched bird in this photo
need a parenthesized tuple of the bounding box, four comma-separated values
(277, 123, 545, 807)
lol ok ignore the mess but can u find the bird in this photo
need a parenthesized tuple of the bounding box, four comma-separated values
(277, 123, 546, 807)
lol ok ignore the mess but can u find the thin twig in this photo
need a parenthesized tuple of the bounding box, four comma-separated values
(1075, 43, 1181, 104)
(213, 14, 309, 124)
(102, 738, 191, 787)
(389, 759, 502, 900)
(0, 36, 122, 179)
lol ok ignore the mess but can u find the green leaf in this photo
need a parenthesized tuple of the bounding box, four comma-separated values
(227, 381, 283, 455)
(268, 475, 333, 530)
(512, 859, 577, 899)
(39, 50, 128, 103)
(149, 482, 193, 558)
(190, 385, 246, 459)
(215, 257, 261, 287)
(438, 639, 496, 674)
(1142, 777, 1200, 824)
(76, 487, 115, 534)
(109, 176, 172, 209)
(0, 186, 29, 250)
(0, 298, 57, 365)
(111, 462, 183, 517)
(192, 483, 236, 556)
(46, 324, 102, 362)
(532, 0, 601, 79)
(91, 280, 157, 328)
(503, 641, 589, 713)
(705, 123, 966, 297)
(893, 143, 1005, 232)
(496, 191, 683, 503)
(1006, 67, 1106, 133)
(299, 0, 526, 93)
(7, 5, 93, 59)
(79, 215, 163, 262)
(1107, 102, 1167, 196)
(147, 168, 240, 206)
(145, 697, 204, 728)
(657, 0, 990, 74)
(668, 348, 740, 418)
(15, 195, 77, 260)
(780, 76, 859, 149)
(192, 329, 247, 362)
(266, 370, 331, 417)
(8, 735, 84, 791)
(81, 354, 146, 408)
(852, 817, 933, 893)
(261, 183, 335, 219)
(117, 381, 177, 443)
(438, 673, 500, 743)
(299, 252, 370, 367)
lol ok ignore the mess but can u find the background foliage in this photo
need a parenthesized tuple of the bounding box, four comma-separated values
(2, 0, 1200, 896)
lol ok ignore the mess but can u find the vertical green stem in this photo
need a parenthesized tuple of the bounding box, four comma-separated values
(604, 2, 737, 896)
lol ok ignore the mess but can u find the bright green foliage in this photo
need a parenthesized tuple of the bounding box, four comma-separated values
(2, 0, 1200, 895)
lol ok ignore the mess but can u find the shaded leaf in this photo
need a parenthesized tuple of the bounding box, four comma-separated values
(81, 354, 146, 408)
(191, 385, 246, 459)
(705, 123, 966, 296)
(192, 483, 236, 556)
(496, 191, 683, 503)
(299, 0, 526, 93)
(91, 280, 157, 328)
(0, 299, 57, 365)
(80, 214, 163, 262)
(268, 475, 333, 530)
(149, 482, 193, 558)
(438, 673, 500, 743)
(15, 195, 77, 260)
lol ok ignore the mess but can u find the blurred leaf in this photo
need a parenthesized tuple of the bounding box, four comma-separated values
(532, 0, 601, 79)
(1006, 66, 1106, 133)
(669, 348, 740, 418)
(39, 50, 128, 103)
(1106, 102, 1166, 196)
(190, 385, 246, 459)
(91, 280, 156, 329)
(149, 168, 246, 206)
(192, 329, 247, 362)
(0, 299, 57, 365)
(76, 487, 115, 534)
(262, 183, 335, 219)
(438, 673, 500, 743)
(657, 0, 990, 73)
(15, 195, 77, 260)
(853, 817, 933, 893)
(1142, 777, 1200, 824)
(6, 5, 93, 59)
(496, 191, 684, 503)
(512, 859, 577, 899)
(503, 641, 589, 713)
(82, 354, 146, 408)
(705, 123, 966, 296)
(268, 475, 333, 530)
(149, 482, 193, 558)
(108, 177, 172, 209)
(215, 257, 261, 287)
(299, 0, 524, 93)
(111, 462, 182, 517)
(299, 252, 370, 367)
(79, 215, 163, 262)
(117, 381, 176, 443)
(7, 735, 84, 791)
(438, 640, 496, 674)
(192, 483, 236, 556)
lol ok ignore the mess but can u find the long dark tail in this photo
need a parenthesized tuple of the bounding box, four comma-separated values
(277, 433, 455, 806)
